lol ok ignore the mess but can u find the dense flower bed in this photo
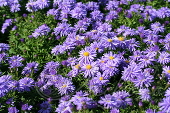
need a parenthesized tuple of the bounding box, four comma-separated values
(0, 0, 170, 112)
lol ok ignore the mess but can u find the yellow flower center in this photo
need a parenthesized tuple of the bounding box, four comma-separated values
(86, 65, 92, 69)
(75, 64, 80, 69)
(99, 77, 103, 80)
(92, 30, 97, 32)
(76, 36, 79, 40)
(101, 61, 105, 63)
(118, 37, 125, 41)
(109, 56, 114, 60)
(167, 70, 170, 74)
(95, 47, 99, 50)
(62, 85, 67, 88)
(83, 52, 89, 56)
(107, 39, 113, 42)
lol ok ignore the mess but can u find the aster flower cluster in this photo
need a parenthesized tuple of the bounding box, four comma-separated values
(2, 0, 170, 112)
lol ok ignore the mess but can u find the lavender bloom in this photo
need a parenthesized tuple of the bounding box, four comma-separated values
(47, 8, 59, 19)
(32, 24, 51, 38)
(43, 61, 60, 74)
(8, 55, 24, 68)
(112, 91, 132, 108)
(53, 22, 74, 37)
(122, 62, 142, 81)
(97, 23, 112, 33)
(165, 88, 170, 97)
(106, 1, 119, 10)
(151, 22, 165, 34)
(82, 61, 99, 78)
(90, 10, 103, 21)
(145, 109, 156, 113)
(70, 6, 87, 19)
(6, 98, 14, 105)
(162, 66, 170, 79)
(18, 77, 34, 92)
(105, 11, 119, 22)
(8, 107, 19, 113)
(78, 47, 96, 64)
(38, 101, 51, 113)
(86, 2, 99, 11)
(25, 1, 39, 12)
(74, 18, 91, 32)
(110, 108, 120, 113)
(56, 100, 73, 113)
(158, 51, 170, 65)
(1, 19, 13, 33)
(132, 71, 154, 88)
(22, 62, 39, 75)
(70, 91, 97, 110)
(98, 94, 118, 109)
(36, 0, 50, 9)
(0, 43, 10, 52)
(0, 0, 8, 7)
(159, 97, 170, 113)
(57, 77, 75, 95)
(139, 88, 151, 101)
(10, 3, 21, 12)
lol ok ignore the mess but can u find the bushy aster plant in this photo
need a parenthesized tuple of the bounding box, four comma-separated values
(1, 0, 170, 112)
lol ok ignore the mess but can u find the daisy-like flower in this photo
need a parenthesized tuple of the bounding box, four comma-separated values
(159, 97, 170, 113)
(100, 36, 117, 50)
(165, 88, 170, 97)
(151, 22, 165, 34)
(57, 77, 75, 95)
(78, 47, 96, 64)
(132, 71, 154, 88)
(98, 94, 118, 109)
(162, 66, 170, 78)
(158, 51, 170, 65)
(91, 72, 109, 86)
(138, 55, 155, 68)
(18, 77, 34, 92)
(82, 61, 99, 78)
(103, 52, 121, 65)
(139, 88, 151, 101)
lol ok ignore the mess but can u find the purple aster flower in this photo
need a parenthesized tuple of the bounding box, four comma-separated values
(32, 24, 51, 38)
(98, 94, 118, 109)
(56, 77, 75, 95)
(165, 88, 170, 97)
(159, 97, 170, 113)
(10, 4, 21, 12)
(47, 8, 59, 19)
(43, 61, 60, 74)
(122, 62, 142, 81)
(158, 51, 170, 65)
(132, 71, 154, 88)
(22, 103, 33, 111)
(89, 41, 104, 53)
(112, 91, 132, 108)
(25, 1, 39, 12)
(53, 22, 74, 37)
(70, 91, 96, 110)
(38, 101, 51, 113)
(157, 7, 170, 19)
(70, 6, 87, 19)
(138, 55, 155, 68)
(1, 19, 13, 33)
(18, 77, 34, 92)
(103, 52, 121, 65)
(0, 43, 10, 52)
(106, 1, 119, 10)
(105, 10, 119, 22)
(91, 72, 109, 86)
(82, 61, 99, 78)
(97, 23, 112, 33)
(139, 88, 151, 101)
(8, 55, 24, 68)
(88, 80, 104, 94)
(56, 100, 73, 113)
(36, 0, 50, 9)
(126, 38, 139, 52)
(78, 47, 96, 64)
(8, 107, 19, 113)
(145, 109, 156, 113)
(74, 18, 91, 32)
(151, 22, 165, 34)
(22, 62, 39, 75)
(90, 10, 103, 21)
(86, 2, 99, 11)
(162, 66, 170, 79)
(110, 108, 120, 113)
